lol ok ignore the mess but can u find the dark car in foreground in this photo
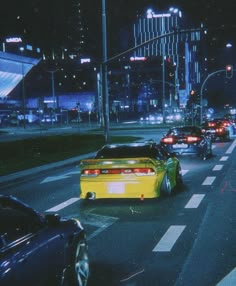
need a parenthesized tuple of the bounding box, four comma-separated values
(160, 125, 212, 160)
(0, 195, 89, 286)
(201, 119, 231, 141)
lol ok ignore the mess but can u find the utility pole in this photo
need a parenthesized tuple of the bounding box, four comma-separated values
(102, 0, 109, 143)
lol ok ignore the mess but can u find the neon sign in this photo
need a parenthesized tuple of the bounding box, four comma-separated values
(6, 37, 22, 43)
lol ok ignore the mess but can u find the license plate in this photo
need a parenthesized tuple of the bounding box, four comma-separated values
(173, 143, 188, 148)
(107, 182, 125, 194)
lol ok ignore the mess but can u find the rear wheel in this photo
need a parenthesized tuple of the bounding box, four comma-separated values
(175, 163, 183, 186)
(160, 174, 172, 196)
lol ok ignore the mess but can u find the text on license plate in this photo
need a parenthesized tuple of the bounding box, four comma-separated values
(107, 182, 125, 194)
(173, 143, 188, 148)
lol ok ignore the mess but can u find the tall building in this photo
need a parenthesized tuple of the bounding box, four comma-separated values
(133, 7, 204, 108)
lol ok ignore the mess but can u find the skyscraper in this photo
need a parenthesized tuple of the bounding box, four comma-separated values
(133, 7, 203, 107)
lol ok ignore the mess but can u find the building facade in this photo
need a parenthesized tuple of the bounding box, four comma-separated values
(133, 8, 204, 110)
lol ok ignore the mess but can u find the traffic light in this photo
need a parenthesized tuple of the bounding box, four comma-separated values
(225, 65, 233, 79)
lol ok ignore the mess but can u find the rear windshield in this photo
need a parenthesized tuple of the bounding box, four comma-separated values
(95, 146, 160, 159)
(167, 127, 202, 136)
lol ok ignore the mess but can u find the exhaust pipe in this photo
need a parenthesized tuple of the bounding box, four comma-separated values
(87, 192, 96, 200)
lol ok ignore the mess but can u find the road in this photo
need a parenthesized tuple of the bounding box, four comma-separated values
(0, 127, 235, 286)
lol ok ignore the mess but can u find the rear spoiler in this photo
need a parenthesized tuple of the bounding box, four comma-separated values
(80, 157, 157, 167)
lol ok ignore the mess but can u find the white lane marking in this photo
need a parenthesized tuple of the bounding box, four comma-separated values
(213, 164, 223, 171)
(202, 176, 216, 185)
(216, 267, 236, 286)
(152, 225, 186, 252)
(41, 171, 80, 184)
(181, 169, 189, 176)
(220, 156, 229, 161)
(225, 139, 236, 154)
(184, 194, 205, 209)
(45, 198, 80, 212)
(65, 212, 119, 241)
(41, 175, 71, 184)
(83, 214, 119, 241)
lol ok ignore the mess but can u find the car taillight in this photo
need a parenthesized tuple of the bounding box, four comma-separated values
(82, 169, 100, 176)
(161, 137, 174, 144)
(216, 128, 223, 133)
(133, 168, 155, 175)
(82, 168, 155, 176)
(187, 136, 201, 143)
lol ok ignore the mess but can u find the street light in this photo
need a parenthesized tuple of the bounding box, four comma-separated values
(101, 0, 109, 143)
(225, 64, 233, 79)
(19, 47, 26, 129)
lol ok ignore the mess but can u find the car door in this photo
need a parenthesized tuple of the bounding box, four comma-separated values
(12, 229, 66, 286)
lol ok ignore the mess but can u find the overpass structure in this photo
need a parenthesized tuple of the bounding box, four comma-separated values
(0, 51, 40, 99)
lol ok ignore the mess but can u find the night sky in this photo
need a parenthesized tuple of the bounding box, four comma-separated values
(0, 0, 236, 107)
(1, 0, 236, 57)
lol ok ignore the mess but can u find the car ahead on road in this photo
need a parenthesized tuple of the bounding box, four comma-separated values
(139, 113, 163, 124)
(160, 125, 212, 160)
(79, 141, 183, 200)
(0, 195, 89, 286)
(201, 120, 231, 142)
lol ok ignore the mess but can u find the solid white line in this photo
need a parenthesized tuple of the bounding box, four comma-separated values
(45, 198, 80, 212)
(213, 164, 223, 171)
(152, 225, 186, 252)
(225, 139, 236, 154)
(184, 194, 205, 209)
(220, 156, 229, 161)
(216, 267, 236, 286)
(202, 176, 216, 185)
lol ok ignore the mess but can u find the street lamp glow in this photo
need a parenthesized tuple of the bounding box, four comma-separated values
(226, 43, 232, 48)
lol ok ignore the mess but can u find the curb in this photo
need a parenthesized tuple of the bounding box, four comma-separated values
(0, 152, 96, 187)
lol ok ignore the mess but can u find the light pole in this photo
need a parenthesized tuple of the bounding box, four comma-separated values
(20, 47, 26, 129)
(200, 69, 225, 124)
(102, 0, 109, 143)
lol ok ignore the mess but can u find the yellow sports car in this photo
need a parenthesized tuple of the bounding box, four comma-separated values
(79, 141, 183, 200)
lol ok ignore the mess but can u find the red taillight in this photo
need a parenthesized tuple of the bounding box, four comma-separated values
(186, 136, 201, 143)
(216, 128, 223, 133)
(133, 168, 154, 174)
(82, 168, 155, 176)
(82, 169, 100, 175)
(161, 137, 174, 144)
(106, 168, 154, 175)
(208, 123, 215, 127)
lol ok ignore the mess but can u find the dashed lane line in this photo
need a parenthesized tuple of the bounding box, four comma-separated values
(184, 194, 205, 209)
(181, 169, 189, 176)
(202, 176, 216, 185)
(45, 197, 80, 212)
(225, 139, 236, 154)
(213, 164, 224, 171)
(220, 156, 229, 161)
(152, 225, 186, 252)
(216, 267, 236, 286)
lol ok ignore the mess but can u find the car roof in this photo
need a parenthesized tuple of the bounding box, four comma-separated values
(168, 125, 201, 132)
(95, 141, 163, 159)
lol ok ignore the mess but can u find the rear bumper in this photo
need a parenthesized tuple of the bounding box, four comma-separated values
(80, 178, 161, 199)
